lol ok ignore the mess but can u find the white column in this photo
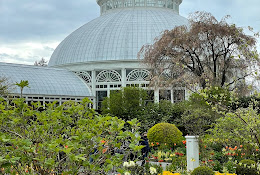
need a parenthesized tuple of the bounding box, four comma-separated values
(44, 96, 46, 107)
(184, 87, 189, 101)
(91, 70, 96, 109)
(185, 136, 199, 172)
(121, 68, 126, 87)
(25, 96, 28, 104)
(154, 88, 159, 103)
(107, 85, 110, 97)
(170, 89, 174, 103)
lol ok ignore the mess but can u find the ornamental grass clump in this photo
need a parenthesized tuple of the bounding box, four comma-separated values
(147, 123, 183, 148)
(236, 159, 257, 175)
(190, 166, 214, 175)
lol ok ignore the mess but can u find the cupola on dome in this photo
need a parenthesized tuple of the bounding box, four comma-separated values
(48, 0, 188, 67)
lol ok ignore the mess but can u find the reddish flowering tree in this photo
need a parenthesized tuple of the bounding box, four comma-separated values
(140, 11, 259, 94)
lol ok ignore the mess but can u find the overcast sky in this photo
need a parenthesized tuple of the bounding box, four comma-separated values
(0, 0, 259, 65)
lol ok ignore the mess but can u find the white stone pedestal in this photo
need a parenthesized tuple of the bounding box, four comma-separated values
(185, 136, 199, 172)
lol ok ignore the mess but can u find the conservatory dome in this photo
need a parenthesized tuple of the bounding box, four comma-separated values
(48, 0, 188, 67)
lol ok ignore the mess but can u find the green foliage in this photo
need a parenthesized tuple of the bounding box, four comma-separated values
(15, 80, 29, 98)
(193, 86, 232, 107)
(210, 102, 260, 151)
(0, 98, 141, 174)
(130, 164, 146, 174)
(150, 164, 163, 175)
(212, 160, 222, 172)
(231, 94, 260, 111)
(224, 160, 236, 173)
(137, 102, 164, 132)
(167, 156, 186, 172)
(199, 135, 228, 165)
(144, 100, 174, 123)
(141, 100, 186, 132)
(101, 87, 148, 121)
(182, 106, 214, 135)
(0, 77, 11, 97)
(236, 159, 257, 175)
(147, 123, 183, 147)
(123, 162, 160, 175)
(181, 86, 229, 135)
(122, 161, 164, 175)
(198, 90, 260, 170)
(101, 87, 187, 133)
(190, 166, 214, 175)
(170, 101, 188, 121)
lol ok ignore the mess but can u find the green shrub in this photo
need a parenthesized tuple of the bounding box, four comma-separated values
(167, 156, 186, 172)
(236, 159, 257, 175)
(224, 160, 236, 173)
(212, 160, 222, 172)
(147, 123, 183, 147)
(191, 166, 214, 175)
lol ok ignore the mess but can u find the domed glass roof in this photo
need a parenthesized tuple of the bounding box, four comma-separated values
(0, 62, 92, 97)
(48, 1, 188, 67)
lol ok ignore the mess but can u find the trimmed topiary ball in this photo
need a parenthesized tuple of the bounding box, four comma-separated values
(236, 159, 257, 175)
(191, 166, 214, 175)
(147, 123, 183, 147)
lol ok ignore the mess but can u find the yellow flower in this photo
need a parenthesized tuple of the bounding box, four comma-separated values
(158, 171, 180, 175)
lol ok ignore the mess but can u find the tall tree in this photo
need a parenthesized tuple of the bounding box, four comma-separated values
(34, 58, 48, 66)
(101, 87, 148, 121)
(140, 11, 259, 92)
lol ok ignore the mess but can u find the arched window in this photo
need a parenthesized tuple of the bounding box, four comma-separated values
(75, 71, 92, 83)
(126, 69, 150, 81)
(96, 70, 122, 82)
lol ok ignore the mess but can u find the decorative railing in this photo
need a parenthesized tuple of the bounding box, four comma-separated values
(96, 0, 182, 15)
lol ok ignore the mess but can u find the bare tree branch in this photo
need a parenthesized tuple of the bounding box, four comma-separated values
(140, 11, 259, 94)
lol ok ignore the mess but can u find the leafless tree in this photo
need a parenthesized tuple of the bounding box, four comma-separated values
(34, 58, 48, 66)
(140, 11, 259, 93)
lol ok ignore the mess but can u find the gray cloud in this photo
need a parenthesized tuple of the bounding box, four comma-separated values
(181, 0, 260, 31)
(0, 0, 259, 64)
(0, 53, 35, 64)
(0, 0, 99, 44)
(1, 0, 259, 44)
(43, 46, 55, 52)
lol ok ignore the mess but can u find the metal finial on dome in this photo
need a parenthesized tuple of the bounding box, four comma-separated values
(97, 0, 183, 15)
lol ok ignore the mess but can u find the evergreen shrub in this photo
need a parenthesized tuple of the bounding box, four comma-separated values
(147, 123, 183, 147)
(190, 166, 214, 175)
(236, 159, 257, 175)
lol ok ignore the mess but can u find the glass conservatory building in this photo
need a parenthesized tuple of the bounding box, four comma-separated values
(0, 0, 189, 108)
(0, 62, 93, 105)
